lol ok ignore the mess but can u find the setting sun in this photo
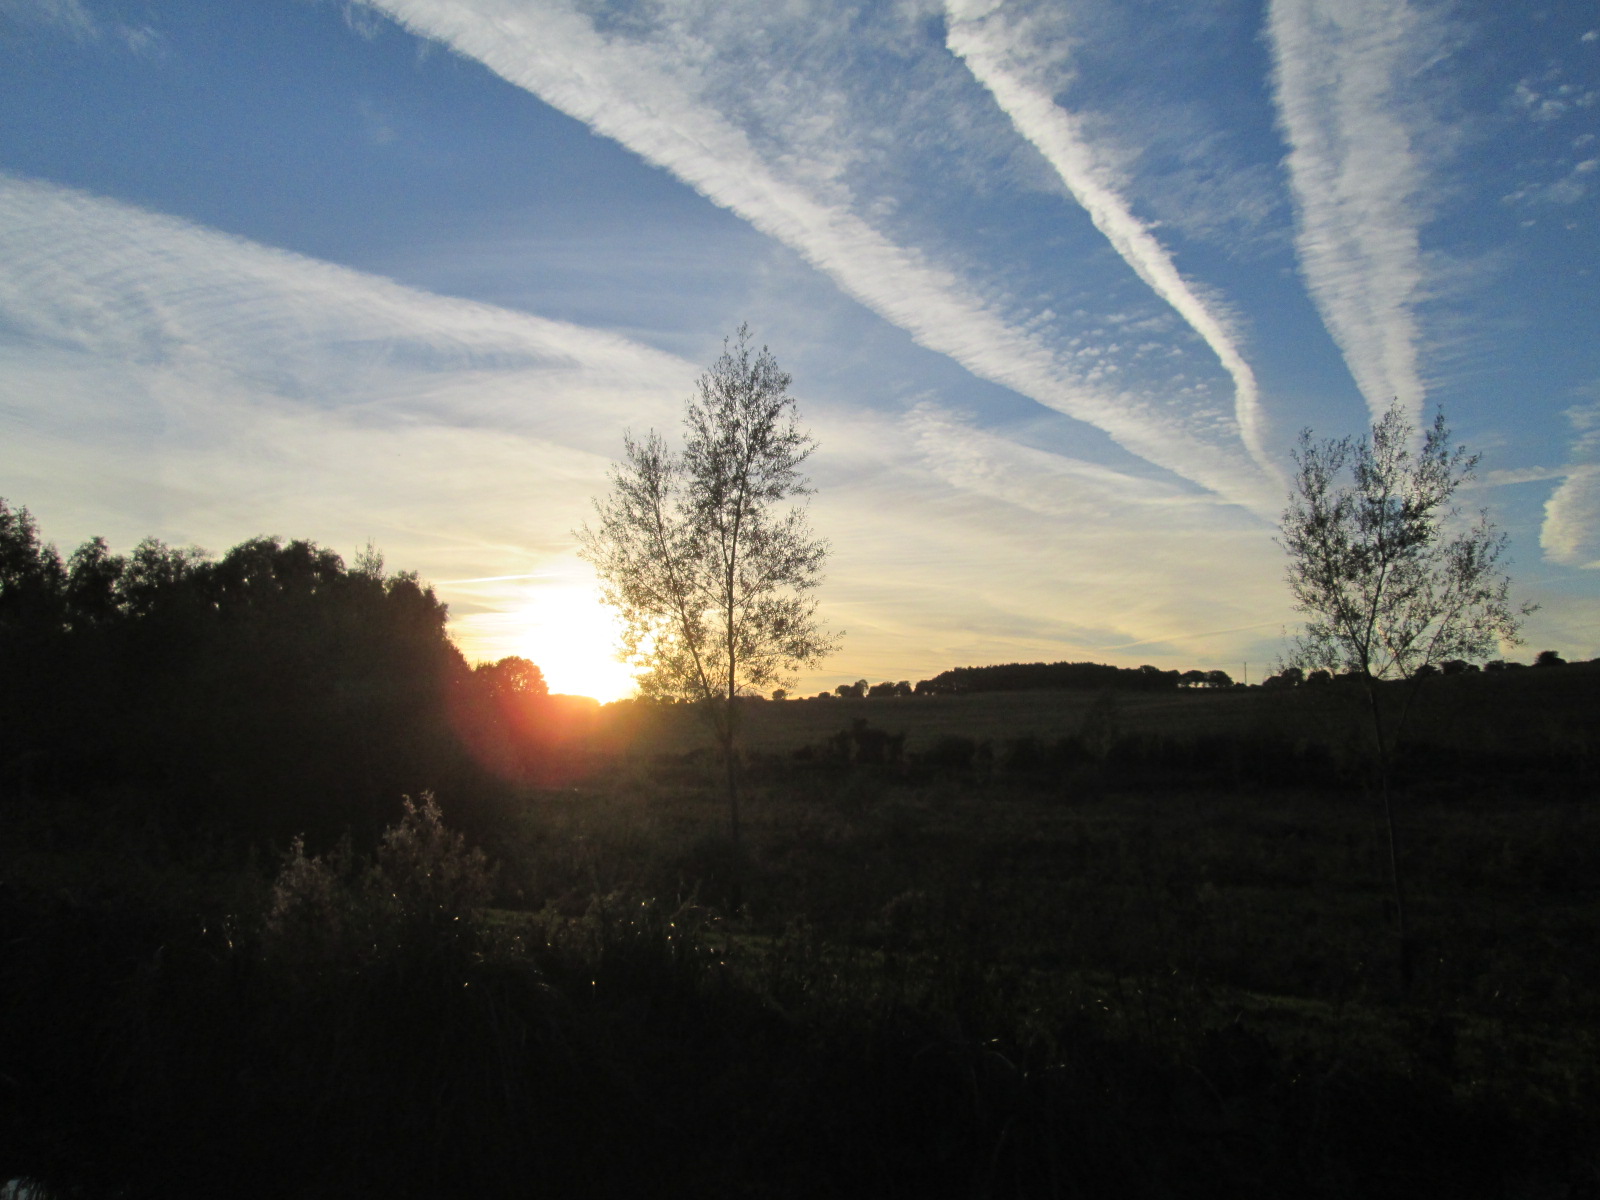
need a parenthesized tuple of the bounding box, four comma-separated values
(449, 569, 637, 703)
(508, 584, 636, 703)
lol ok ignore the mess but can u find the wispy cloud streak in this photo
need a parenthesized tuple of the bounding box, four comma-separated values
(945, 0, 1275, 480)
(0, 172, 689, 449)
(1267, 0, 1432, 427)
(1540, 402, 1600, 569)
(0, 0, 165, 56)
(0, 172, 704, 627)
(1542, 466, 1600, 569)
(362, 0, 1278, 513)
(0, 172, 1294, 683)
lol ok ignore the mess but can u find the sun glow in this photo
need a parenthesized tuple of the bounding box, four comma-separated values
(509, 584, 637, 703)
(447, 570, 637, 703)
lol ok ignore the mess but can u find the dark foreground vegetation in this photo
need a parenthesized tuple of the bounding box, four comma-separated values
(3, 504, 1598, 1198)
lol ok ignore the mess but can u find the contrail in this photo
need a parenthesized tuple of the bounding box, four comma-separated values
(1267, 0, 1431, 427)
(1103, 619, 1283, 652)
(438, 573, 562, 584)
(946, 0, 1278, 482)
(361, 0, 1282, 515)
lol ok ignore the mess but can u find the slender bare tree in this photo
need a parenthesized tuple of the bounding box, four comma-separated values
(579, 325, 839, 847)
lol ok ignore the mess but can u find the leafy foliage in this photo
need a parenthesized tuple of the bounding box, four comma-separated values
(263, 792, 494, 979)
(1281, 403, 1530, 680)
(579, 326, 838, 839)
(472, 654, 548, 698)
(579, 325, 837, 708)
(1279, 404, 1533, 990)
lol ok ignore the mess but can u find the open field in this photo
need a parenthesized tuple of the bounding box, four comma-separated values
(3, 668, 1597, 1198)
(591, 663, 1599, 785)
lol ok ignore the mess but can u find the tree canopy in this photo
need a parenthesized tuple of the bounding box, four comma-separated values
(1277, 404, 1532, 989)
(0, 500, 558, 844)
(1281, 403, 1530, 681)
(579, 326, 838, 841)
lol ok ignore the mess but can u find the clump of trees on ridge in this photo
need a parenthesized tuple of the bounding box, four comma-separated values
(909, 661, 1234, 694)
(0, 498, 559, 845)
(810, 662, 1235, 699)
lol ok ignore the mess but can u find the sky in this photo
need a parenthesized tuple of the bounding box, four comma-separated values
(1, 0, 1596, 700)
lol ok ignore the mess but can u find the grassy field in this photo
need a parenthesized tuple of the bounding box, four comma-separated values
(3, 666, 1597, 1198)
(473, 669, 1599, 1194)
(593, 663, 1599, 762)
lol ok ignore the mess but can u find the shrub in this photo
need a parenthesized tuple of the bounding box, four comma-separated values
(262, 792, 495, 979)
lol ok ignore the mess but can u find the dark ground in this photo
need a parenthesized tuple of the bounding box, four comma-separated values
(3, 666, 1597, 1198)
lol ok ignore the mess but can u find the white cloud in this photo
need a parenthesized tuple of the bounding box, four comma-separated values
(1267, 0, 1434, 427)
(361, 0, 1280, 514)
(902, 399, 1223, 521)
(0, 172, 1295, 686)
(1539, 402, 1600, 569)
(0, 0, 96, 37)
(943, 0, 1278, 484)
(0, 173, 688, 448)
(1503, 154, 1600, 208)
(1513, 77, 1599, 124)
(1541, 466, 1600, 569)
(808, 464, 1286, 683)
(0, 0, 164, 56)
(811, 398, 1290, 678)
(1478, 465, 1568, 488)
(343, 1, 386, 40)
(0, 172, 698, 660)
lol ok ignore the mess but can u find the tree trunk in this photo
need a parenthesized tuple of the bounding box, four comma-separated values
(723, 713, 740, 848)
(1379, 769, 1412, 991)
(720, 695, 743, 912)
(1367, 680, 1411, 992)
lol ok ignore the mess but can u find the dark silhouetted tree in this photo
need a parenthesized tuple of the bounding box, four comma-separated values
(0, 504, 481, 843)
(64, 537, 126, 629)
(579, 326, 838, 850)
(474, 656, 549, 698)
(1280, 402, 1532, 987)
(0, 499, 65, 630)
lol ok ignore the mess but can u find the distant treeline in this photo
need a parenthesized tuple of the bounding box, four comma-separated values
(851, 655, 1587, 699)
(0, 499, 570, 844)
(907, 661, 1233, 695)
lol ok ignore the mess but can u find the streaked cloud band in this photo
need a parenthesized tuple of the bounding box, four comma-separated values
(945, 0, 1275, 481)
(363, 0, 1279, 513)
(1268, 0, 1431, 426)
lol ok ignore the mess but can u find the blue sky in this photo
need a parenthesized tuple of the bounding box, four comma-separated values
(1, 0, 1596, 698)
